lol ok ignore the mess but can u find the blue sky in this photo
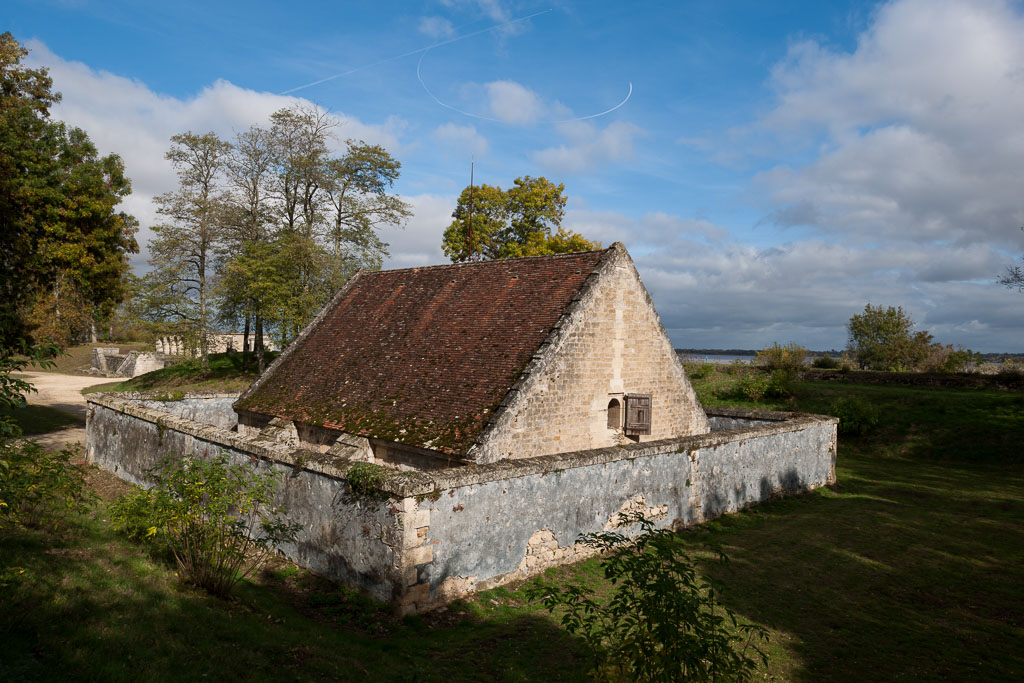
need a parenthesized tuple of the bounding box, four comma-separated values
(8, 0, 1024, 352)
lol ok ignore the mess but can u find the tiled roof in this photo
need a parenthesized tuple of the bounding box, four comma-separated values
(234, 248, 611, 455)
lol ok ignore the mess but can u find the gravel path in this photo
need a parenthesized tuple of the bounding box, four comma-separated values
(16, 371, 115, 451)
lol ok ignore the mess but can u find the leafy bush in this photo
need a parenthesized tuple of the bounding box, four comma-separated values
(767, 369, 795, 398)
(116, 452, 300, 596)
(689, 363, 714, 380)
(0, 439, 94, 529)
(755, 342, 807, 372)
(812, 354, 840, 369)
(526, 515, 768, 681)
(110, 486, 161, 540)
(829, 397, 881, 436)
(918, 344, 982, 374)
(734, 373, 771, 401)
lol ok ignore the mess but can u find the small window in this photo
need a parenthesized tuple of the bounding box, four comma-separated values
(624, 394, 652, 436)
(607, 398, 621, 429)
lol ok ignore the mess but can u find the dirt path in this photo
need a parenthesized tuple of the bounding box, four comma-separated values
(17, 371, 115, 451)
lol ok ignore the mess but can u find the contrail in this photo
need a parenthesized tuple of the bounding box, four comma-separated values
(279, 8, 554, 96)
(417, 49, 633, 125)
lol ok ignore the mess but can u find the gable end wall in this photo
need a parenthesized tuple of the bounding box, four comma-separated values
(473, 246, 709, 464)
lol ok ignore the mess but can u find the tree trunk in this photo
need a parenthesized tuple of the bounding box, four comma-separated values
(255, 313, 265, 374)
(89, 316, 97, 344)
(199, 255, 210, 373)
(241, 315, 250, 371)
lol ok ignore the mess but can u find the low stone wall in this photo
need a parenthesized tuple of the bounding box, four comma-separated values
(86, 393, 837, 613)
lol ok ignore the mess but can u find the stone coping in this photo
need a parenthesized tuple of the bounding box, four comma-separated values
(87, 392, 837, 498)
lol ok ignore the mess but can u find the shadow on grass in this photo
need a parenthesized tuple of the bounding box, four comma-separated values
(0, 404, 83, 435)
(0, 517, 589, 682)
(676, 382, 1024, 681)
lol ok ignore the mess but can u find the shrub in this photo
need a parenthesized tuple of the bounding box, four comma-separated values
(735, 373, 770, 401)
(0, 439, 94, 529)
(829, 397, 881, 436)
(766, 369, 795, 398)
(918, 345, 982, 374)
(110, 486, 161, 540)
(755, 342, 807, 372)
(526, 515, 768, 681)
(117, 452, 300, 596)
(812, 354, 840, 369)
(689, 363, 714, 380)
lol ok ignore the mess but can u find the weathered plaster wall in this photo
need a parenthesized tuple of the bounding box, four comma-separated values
(474, 247, 709, 464)
(86, 394, 836, 614)
(402, 406, 836, 611)
(86, 394, 405, 602)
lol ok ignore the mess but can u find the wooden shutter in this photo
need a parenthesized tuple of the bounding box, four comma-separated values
(624, 394, 652, 435)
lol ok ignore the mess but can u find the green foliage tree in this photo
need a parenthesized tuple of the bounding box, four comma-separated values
(526, 515, 768, 681)
(847, 304, 934, 371)
(0, 32, 138, 348)
(209, 106, 410, 361)
(441, 176, 599, 261)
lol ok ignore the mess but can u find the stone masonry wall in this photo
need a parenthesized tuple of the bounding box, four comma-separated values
(474, 247, 709, 463)
(86, 393, 405, 602)
(86, 393, 836, 614)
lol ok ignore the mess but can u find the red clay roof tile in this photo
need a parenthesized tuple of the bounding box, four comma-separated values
(234, 248, 610, 455)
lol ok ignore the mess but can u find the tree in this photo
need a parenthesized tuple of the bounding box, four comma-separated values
(999, 226, 1023, 292)
(847, 304, 933, 371)
(322, 141, 412, 284)
(0, 32, 137, 348)
(1002, 263, 1024, 292)
(441, 176, 599, 262)
(145, 132, 232, 372)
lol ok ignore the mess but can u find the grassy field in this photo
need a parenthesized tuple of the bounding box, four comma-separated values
(82, 351, 278, 395)
(2, 364, 1022, 680)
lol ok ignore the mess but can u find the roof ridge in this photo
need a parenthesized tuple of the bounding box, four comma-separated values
(363, 244, 616, 277)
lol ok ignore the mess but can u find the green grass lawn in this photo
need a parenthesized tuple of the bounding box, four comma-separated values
(82, 351, 278, 395)
(3, 364, 1022, 680)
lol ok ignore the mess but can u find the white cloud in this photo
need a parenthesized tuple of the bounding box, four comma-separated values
(379, 194, 454, 269)
(25, 40, 407, 272)
(565, 207, 1019, 351)
(485, 80, 545, 125)
(755, 0, 1024, 252)
(533, 120, 644, 172)
(419, 16, 454, 39)
(432, 123, 489, 158)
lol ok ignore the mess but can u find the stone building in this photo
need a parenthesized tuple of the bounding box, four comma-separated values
(155, 333, 276, 356)
(234, 243, 710, 468)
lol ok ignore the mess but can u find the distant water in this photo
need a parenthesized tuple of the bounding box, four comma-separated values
(677, 353, 753, 365)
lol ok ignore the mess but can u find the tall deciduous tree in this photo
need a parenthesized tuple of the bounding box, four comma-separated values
(145, 132, 231, 372)
(203, 106, 410, 361)
(441, 176, 598, 262)
(0, 32, 138, 349)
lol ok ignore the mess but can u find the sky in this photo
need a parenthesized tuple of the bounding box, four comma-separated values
(7, 0, 1024, 352)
